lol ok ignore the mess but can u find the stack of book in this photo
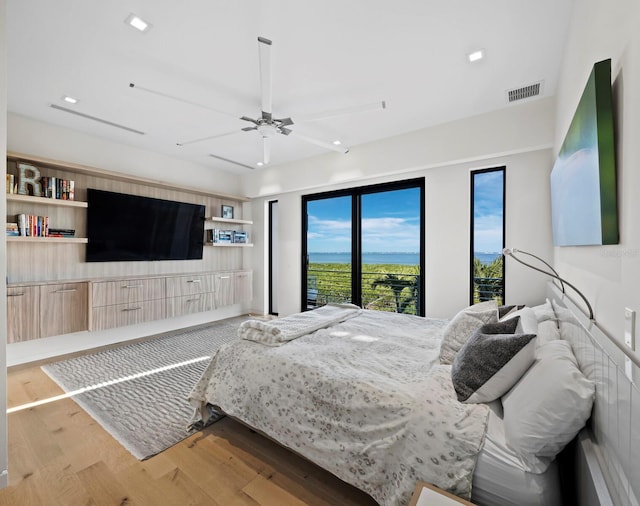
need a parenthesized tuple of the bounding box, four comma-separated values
(6, 222, 19, 237)
(48, 228, 76, 238)
(16, 214, 49, 237)
(40, 177, 75, 200)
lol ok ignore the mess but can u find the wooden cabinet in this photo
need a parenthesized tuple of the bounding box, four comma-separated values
(234, 271, 253, 304)
(91, 277, 166, 331)
(166, 274, 216, 317)
(214, 272, 235, 307)
(6, 285, 39, 343)
(39, 282, 88, 338)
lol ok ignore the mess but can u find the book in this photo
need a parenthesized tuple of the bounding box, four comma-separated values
(6, 174, 14, 194)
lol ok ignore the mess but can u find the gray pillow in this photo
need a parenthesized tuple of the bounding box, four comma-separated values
(439, 301, 498, 365)
(451, 317, 537, 404)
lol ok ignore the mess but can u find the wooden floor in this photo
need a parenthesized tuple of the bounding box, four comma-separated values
(0, 364, 378, 506)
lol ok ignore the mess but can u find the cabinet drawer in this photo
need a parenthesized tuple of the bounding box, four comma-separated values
(40, 282, 89, 338)
(91, 299, 166, 331)
(166, 274, 215, 298)
(7, 285, 39, 343)
(92, 277, 166, 307)
(166, 293, 215, 318)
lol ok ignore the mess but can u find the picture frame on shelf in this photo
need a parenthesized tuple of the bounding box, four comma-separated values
(221, 205, 234, 219)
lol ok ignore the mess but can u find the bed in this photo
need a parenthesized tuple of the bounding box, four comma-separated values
(188, 296, 608, 506)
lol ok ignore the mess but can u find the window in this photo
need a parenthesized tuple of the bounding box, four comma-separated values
(302, 178, 424, 315)
(470, 168, 505, 305)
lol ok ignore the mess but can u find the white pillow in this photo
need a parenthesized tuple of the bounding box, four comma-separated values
(500, 306, 538, 336)
(531, 298, 556, 323)
(502, 340, 595, 473)
(536, 320, 560, 349)
(439, 300, 498, 365)
(451, 318, 537, 404)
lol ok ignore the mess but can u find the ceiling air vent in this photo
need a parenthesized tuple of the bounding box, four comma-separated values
(506, 81, 543, 103)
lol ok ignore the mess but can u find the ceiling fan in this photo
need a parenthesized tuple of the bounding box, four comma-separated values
(130, 37, 386, 169)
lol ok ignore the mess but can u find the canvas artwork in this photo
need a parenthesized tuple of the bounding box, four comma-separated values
(550, 59, 618, 246)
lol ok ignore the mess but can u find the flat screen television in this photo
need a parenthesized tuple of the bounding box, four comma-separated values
(550, 58, 619, 246)
(86, 189, 205, 262)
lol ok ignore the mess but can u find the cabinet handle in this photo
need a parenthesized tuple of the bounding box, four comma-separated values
(186, 297, 201, 303)
(7, 293, 25, 297)
(187, 279, 201, 283)
(123, 284, 143, 289)
(122, 307, 142, 312)
(219, 276, 230, 280)
(55, 288, 78, 293)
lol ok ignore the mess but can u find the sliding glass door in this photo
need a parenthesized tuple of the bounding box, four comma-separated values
(302, 178, 424, 315)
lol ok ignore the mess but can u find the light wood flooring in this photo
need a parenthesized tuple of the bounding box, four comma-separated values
(0, 364, 378, 506)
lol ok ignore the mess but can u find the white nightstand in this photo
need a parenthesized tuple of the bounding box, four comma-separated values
(409, 481, 476, 506)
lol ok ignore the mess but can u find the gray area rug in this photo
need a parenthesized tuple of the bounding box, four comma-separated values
(41, 317, 246, 460)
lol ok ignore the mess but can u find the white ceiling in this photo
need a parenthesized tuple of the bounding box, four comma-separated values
(6, 1, 574, 175)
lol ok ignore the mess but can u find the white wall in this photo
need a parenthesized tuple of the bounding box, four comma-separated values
(7, 113, 242, 197)
(245, 99, 556, 318)
(553, 0, 640, 342)
(1, 0, 9, 488)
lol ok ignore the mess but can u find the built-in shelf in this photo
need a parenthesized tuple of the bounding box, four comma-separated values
(205, 243, 254, 248)
(6, 193, 88, 208)
(205, 217, 253, 225)
(6, 236, 88, 244)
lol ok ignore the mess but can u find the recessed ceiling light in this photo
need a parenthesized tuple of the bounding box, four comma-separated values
(256, 162, 264, 167)
(125, 13, 152, 32)
(467, 49, 484, 63)
(62, 95, 78, 104)
(333, 140, 342, 146)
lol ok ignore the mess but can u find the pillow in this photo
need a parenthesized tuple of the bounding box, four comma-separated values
(502, 340, 595, 473)
(498, 304, 525, 319)
(500, 306, 538, 336)
(439, 300, 498, 364)
(531, 298, 556, 323)
(451, 318, 537, 404)
(536, 320, 560, 349)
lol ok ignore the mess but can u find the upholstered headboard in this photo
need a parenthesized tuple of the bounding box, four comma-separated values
(548, 283, 638, 506)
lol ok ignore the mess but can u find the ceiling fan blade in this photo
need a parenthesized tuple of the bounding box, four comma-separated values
(257, 37, 273, 116)
(208, 153, 255, 170)
(263, 136, 271, 165)
(129, 82, 240, 120)
(241, 126, 257, 132)
(276, 117, 294, 127)
(177, 130, 240, 147)
(279, 127, 292, 135)
(240, 116, 258, 124)
(289, 131, 349, 154)
(296, 101, 387, 123)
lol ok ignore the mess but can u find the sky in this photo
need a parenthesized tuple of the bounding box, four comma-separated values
(307, 188, 421, 253)
(306, 173, 504, 255)
(473, 170, 504, 253)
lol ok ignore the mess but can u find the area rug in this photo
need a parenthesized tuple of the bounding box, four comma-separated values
(41, 317, 246, 460)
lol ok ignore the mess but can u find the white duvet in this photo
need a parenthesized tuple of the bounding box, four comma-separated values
(188, 309, 489, 505)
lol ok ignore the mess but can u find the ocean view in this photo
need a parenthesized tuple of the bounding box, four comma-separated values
(309, 252, 501, 265)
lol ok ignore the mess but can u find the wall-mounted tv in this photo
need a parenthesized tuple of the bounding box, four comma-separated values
(86, 189, 205, 262)
(550, 58, 619, 246)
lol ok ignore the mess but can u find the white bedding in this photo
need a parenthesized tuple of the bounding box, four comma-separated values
(189, 309, 490, 505)
(472, 402, 563, 506)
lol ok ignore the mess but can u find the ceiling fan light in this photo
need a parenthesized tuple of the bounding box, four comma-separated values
(125, 13, 151, 32)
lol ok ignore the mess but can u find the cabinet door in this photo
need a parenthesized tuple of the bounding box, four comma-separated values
(40, 282, 88, 338)
(166, 293, 215, 318)
(214, 273, 234, 308)
(234, 271, 253, 304)
(7, 285, 39, 343)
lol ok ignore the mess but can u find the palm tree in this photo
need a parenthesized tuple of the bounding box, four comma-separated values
(371, 274, 415, 313)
